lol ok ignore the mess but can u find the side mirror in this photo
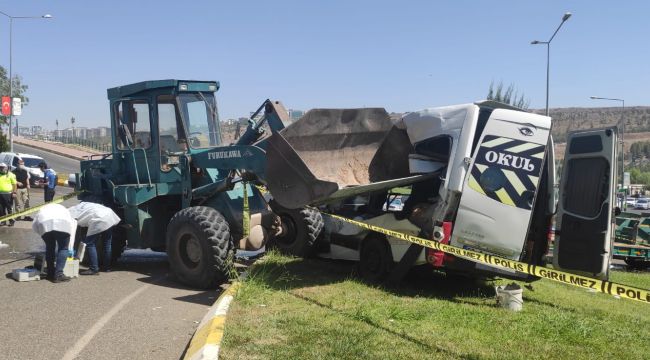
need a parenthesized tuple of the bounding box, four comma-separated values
(118, 124, 134, 148)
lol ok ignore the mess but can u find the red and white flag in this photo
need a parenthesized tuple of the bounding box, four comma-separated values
(1, 96, 10, 116)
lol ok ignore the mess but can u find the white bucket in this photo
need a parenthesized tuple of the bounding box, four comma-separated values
(495, 283, 523, 311)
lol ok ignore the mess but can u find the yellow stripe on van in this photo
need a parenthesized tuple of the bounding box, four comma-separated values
(495, 188, 515, 206)
(502, 169, 527, 195)
(481, 137, 513, 148)
(531, 151, 545, 159)
(504, 142, 538, 154)
(468, 175, 486, 195)
(528, 175, 539, 186)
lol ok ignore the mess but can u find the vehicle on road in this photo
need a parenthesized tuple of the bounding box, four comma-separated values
(626, 197, 637, 208)
(67, 173, 77, 187)
(382, 197, 404, 212)
(0, 152, 45, 186)
(635, 198, 649, 210)
(76, 80, 321, 289)
(266, 101, 618, 283)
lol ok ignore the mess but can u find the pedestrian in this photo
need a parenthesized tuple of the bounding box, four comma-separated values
(68, 202, 121, 275)
(39, 161, 57, 203)
(31, 203, 75, 283)
(14, 158, 32, 220)
(0, 162, 17, 226)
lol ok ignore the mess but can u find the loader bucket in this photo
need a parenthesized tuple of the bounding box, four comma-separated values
(265, 108, 413, 209)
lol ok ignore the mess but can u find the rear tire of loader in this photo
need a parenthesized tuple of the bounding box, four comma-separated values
(166, 206, 234, 289)
(269, 200, 324, 257)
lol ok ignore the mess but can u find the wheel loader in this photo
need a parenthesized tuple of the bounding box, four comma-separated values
(76, 80, 322, 288)
(264, 101, 619, 283)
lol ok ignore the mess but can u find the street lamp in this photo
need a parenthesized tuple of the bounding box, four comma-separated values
(590, 96, 625, 208)
(531, 12, 572, 116)
(0, 10, 52, 152)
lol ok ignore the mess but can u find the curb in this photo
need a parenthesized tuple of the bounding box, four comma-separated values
(14, 139, 97, 161)
(184, 282, 241, 360)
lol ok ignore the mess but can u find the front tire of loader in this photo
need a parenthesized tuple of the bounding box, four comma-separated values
(269, 200, 323, 257)
(166, 206, 234, 289)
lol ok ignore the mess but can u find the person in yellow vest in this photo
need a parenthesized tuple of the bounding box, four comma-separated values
(0, 162, 18, 227)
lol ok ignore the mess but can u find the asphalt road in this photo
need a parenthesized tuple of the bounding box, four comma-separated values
(13, 143, 80, 174)
(0, 146, 221, 360)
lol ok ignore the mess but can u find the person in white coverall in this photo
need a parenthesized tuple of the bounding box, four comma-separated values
(68, 202, 121, 275)
(32, 203, 77, 283)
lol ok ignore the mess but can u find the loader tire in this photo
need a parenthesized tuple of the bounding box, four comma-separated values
(359, 235, 393, 283)
(269, 200, 323, 257)
(166, 206, 234, 289)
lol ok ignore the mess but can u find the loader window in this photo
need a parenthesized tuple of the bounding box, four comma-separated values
(114, 100, 152, 150)
(178, 93, 221, 149)
(158, 96, 186, 171)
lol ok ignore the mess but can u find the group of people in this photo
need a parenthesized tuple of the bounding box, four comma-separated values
(0, 160, 58, 226)
(32, 201, 121, 283)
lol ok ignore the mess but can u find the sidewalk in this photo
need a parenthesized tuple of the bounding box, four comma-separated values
(14, 137, 103, 161)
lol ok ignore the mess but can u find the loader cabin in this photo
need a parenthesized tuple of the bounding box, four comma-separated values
(107, 80, 222, 183)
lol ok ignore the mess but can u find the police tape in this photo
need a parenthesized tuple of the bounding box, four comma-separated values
(323, 212, 650, 305)
(0, 191, 81, 223)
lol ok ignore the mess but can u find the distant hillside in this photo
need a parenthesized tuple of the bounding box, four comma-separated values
(532, 106, 650, 143)
(530, 106, 650, 161)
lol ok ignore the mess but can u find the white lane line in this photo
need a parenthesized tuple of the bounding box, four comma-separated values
(61, 282, 153, 360)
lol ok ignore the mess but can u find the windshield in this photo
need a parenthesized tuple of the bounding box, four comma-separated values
(23, 158, 43, 168)
(178, 92, 222, 149)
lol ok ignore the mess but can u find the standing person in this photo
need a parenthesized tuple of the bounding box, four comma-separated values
(32, 203, 75, 283)
(0, 162, 17, 227)
(14, 158, 32, 221)
(39, 161, 57, 203)
(69, 202, 121, 275)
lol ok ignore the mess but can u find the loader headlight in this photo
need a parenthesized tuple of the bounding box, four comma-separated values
(479, 167, 506, 192)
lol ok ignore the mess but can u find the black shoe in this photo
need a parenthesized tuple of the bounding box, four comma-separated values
(101, 267, 112, 273)
(80, 269, 99, 276)
(8, 222, 14, 227)
(24, 216, 33, 221)
(53, 274, 72, 283)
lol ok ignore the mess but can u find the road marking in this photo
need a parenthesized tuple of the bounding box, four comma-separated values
(61, 281, 154, 360)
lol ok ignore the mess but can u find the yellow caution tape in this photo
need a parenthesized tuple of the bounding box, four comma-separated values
(242, 183, 250, 238)
(324, 212, 650, 305)
(0, 191, 82, 223)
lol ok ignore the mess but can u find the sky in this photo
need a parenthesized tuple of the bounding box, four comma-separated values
(1, 0, 648, 130)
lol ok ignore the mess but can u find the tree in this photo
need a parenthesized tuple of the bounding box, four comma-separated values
(487, 81, 530, 110)
(0, 65, 29, 151)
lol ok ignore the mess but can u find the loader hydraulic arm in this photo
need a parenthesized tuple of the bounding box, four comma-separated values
(236, 100, 291, 146)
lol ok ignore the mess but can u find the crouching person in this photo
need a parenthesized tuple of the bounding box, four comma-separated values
(32, 204, 75, 283)
(68, 202, 121, 275)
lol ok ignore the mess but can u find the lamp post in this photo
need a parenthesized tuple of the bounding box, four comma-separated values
(0, 10, 52, 152)
(531, 12, 572, 116)
(590, 96, 625, 208)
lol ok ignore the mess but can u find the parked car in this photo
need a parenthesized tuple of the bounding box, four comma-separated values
(0, 152, 44, 186)
(382, 197, 404, 212)
(625, 198, 637, 208)
(67, 173, 76, 187)
(635, 198, 649, 210)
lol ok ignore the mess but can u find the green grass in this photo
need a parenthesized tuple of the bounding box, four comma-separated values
(221, 252, 650, 360)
